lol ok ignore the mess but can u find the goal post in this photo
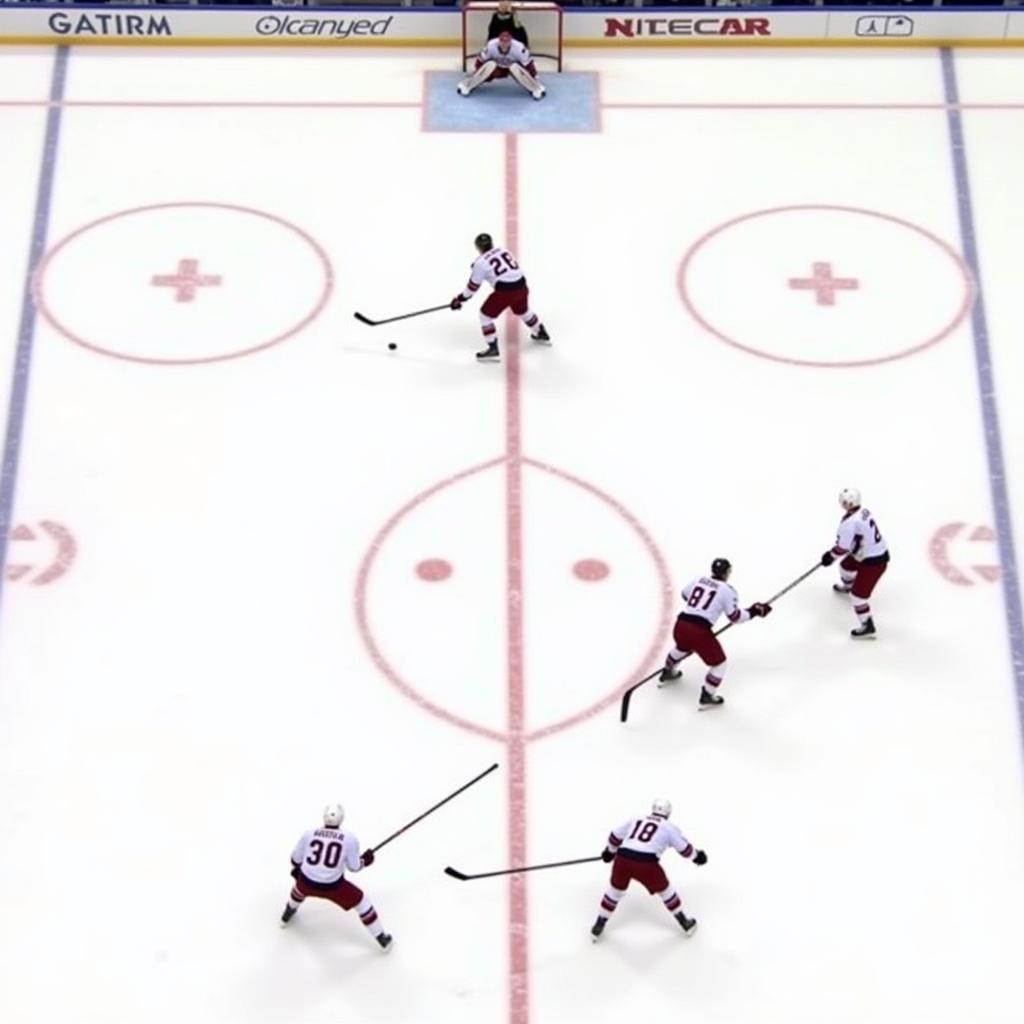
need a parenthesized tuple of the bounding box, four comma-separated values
(461, 2, 564, 74)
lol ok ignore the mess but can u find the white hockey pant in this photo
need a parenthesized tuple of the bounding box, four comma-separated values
(460, 60, 497, 95)
(509, 63, 544, 97)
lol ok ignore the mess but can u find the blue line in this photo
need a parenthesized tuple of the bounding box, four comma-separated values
(940, 48, 1024, 734)
(0, 47, 68, 625)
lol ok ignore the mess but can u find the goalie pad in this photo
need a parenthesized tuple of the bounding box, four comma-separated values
(458, 59, 498, 96)
(509, 62, 545, 99)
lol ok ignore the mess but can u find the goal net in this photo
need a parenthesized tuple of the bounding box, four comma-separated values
(461, 2, 564, 73)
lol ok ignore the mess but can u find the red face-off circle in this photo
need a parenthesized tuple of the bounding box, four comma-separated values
(678, 204, 975, 368)
(34, 201, 333, 365)
(356, 457, 672, 743)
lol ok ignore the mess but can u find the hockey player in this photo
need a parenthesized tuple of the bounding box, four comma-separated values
(451, 232, 550, 362)
(280, 804, 393, 951)
(487, 0, 529, 46)
(457, 31, 546, 102)
(658, 558, 771, 709)
(591, 799, 706, 941)
(820, 488, 890, 639)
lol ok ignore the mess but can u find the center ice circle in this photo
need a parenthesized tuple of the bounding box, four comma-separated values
(34, 202, 333, 365)
(355, 457, 672, 742)
(678, 204, 975, 368)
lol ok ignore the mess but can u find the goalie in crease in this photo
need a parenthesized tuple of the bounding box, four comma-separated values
(458, 31, 546, 101)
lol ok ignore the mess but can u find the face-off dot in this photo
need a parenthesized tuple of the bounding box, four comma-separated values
(572, 558, 610, 582)
(416, 558, 453, 582)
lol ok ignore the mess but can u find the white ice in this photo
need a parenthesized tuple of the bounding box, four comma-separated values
(0, 43, 1023, 1024)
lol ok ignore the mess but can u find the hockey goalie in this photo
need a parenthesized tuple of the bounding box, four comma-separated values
(457, 31, 546, 102)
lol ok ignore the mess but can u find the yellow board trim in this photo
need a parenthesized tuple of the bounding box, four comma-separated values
(0, 36, 1022, 48)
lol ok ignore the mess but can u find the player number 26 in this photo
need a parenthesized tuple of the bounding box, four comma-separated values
(489, 252, 519, 275)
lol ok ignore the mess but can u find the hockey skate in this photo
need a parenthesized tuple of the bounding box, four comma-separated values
(833, 582, 852, 594)
(531, 84, 546, 101)
(590, 916, 607, 941)
(851, 618, 877, 640)
(674, 911, 698, 937)
(531, 324, 552, 346)
(476, 341, 500, 363)
(658, 666, 682, 688)
(698, 688, 724, 711)
(456, 81, 471, 97)
(376, 933, 394, 952)
(280, 905, 297, 926)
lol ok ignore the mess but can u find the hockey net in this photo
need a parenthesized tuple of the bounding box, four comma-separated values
(461, 2, 564, 74)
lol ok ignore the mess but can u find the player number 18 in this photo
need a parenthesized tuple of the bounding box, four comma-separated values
(628, 820, 659, 843)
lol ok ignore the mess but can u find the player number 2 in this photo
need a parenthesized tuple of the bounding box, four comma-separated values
(629, 820, 658, 843)
(306, 839, 343, 869)
(489, 252, 519, 275)
(687, 586, 716, 611)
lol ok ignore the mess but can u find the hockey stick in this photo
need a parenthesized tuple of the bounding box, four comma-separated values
(444, 856, 603, 881)
(619, 562, 822, 723)
(367, 762, 499, 855)
(353, 304, 451, 327)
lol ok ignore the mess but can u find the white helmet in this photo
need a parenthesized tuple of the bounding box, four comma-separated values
(651, 798, 672, 819)
(322, 803, 345, 828)
(839, 488, 861, 511)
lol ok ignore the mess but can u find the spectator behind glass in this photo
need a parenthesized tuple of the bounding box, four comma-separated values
(487, 0, 529, 47)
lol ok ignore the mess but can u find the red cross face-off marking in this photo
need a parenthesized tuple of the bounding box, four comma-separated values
(150, 258, 222, 303)
(788, 261, 859, 306)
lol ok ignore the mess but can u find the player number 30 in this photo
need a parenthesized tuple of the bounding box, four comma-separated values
(305, 839, 343, 869)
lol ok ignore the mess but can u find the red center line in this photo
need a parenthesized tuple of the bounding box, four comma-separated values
(3, 99, 1023, 112)
(602, 100, 1024, 111)
(0, 99, 421, 109)
(503, 130, 529, 1024)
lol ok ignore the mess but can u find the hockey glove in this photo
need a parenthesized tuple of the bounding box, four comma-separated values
(693, 849, 708, 866)
(601, 848, 615, 863)
(361, 849, 375, 868)
(747, 602, 772, 618)
(450, 296, 464, 311)
(290, 864, 301, 880)
(821, 550, 835, 567)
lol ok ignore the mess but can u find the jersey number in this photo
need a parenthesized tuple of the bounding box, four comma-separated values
(687, 586, 717, 611)
(488, 252, 519, 275)
(628, 820, 658, 843)
(869, 519, 881, 543)
(306, 839, 343, 870)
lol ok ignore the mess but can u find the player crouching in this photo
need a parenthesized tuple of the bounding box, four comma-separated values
(281, 803, 393, 952)
(591, 799, 706, 941)
(457, 31, 546, 101)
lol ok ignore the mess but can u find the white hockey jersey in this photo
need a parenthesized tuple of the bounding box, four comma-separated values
(460, 246, 524, 300)
(832, 507, 888, 561)
(479, 36, 534, 70)
(678, 575, 749, 626)
(607, 815, 696, 860)
(291, 826, 363, 885)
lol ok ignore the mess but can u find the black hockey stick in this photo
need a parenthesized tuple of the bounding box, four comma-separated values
(353, 303, 451, 327)
(444, 856, 603, 881)
(619, 562, 822, 723)
(367, 763, 499, 856)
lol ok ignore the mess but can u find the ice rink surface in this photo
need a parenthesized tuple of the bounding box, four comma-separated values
(1, 40, 1024, 1024)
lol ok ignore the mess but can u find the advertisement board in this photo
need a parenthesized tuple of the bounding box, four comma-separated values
(0, 6, 1020, 48)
